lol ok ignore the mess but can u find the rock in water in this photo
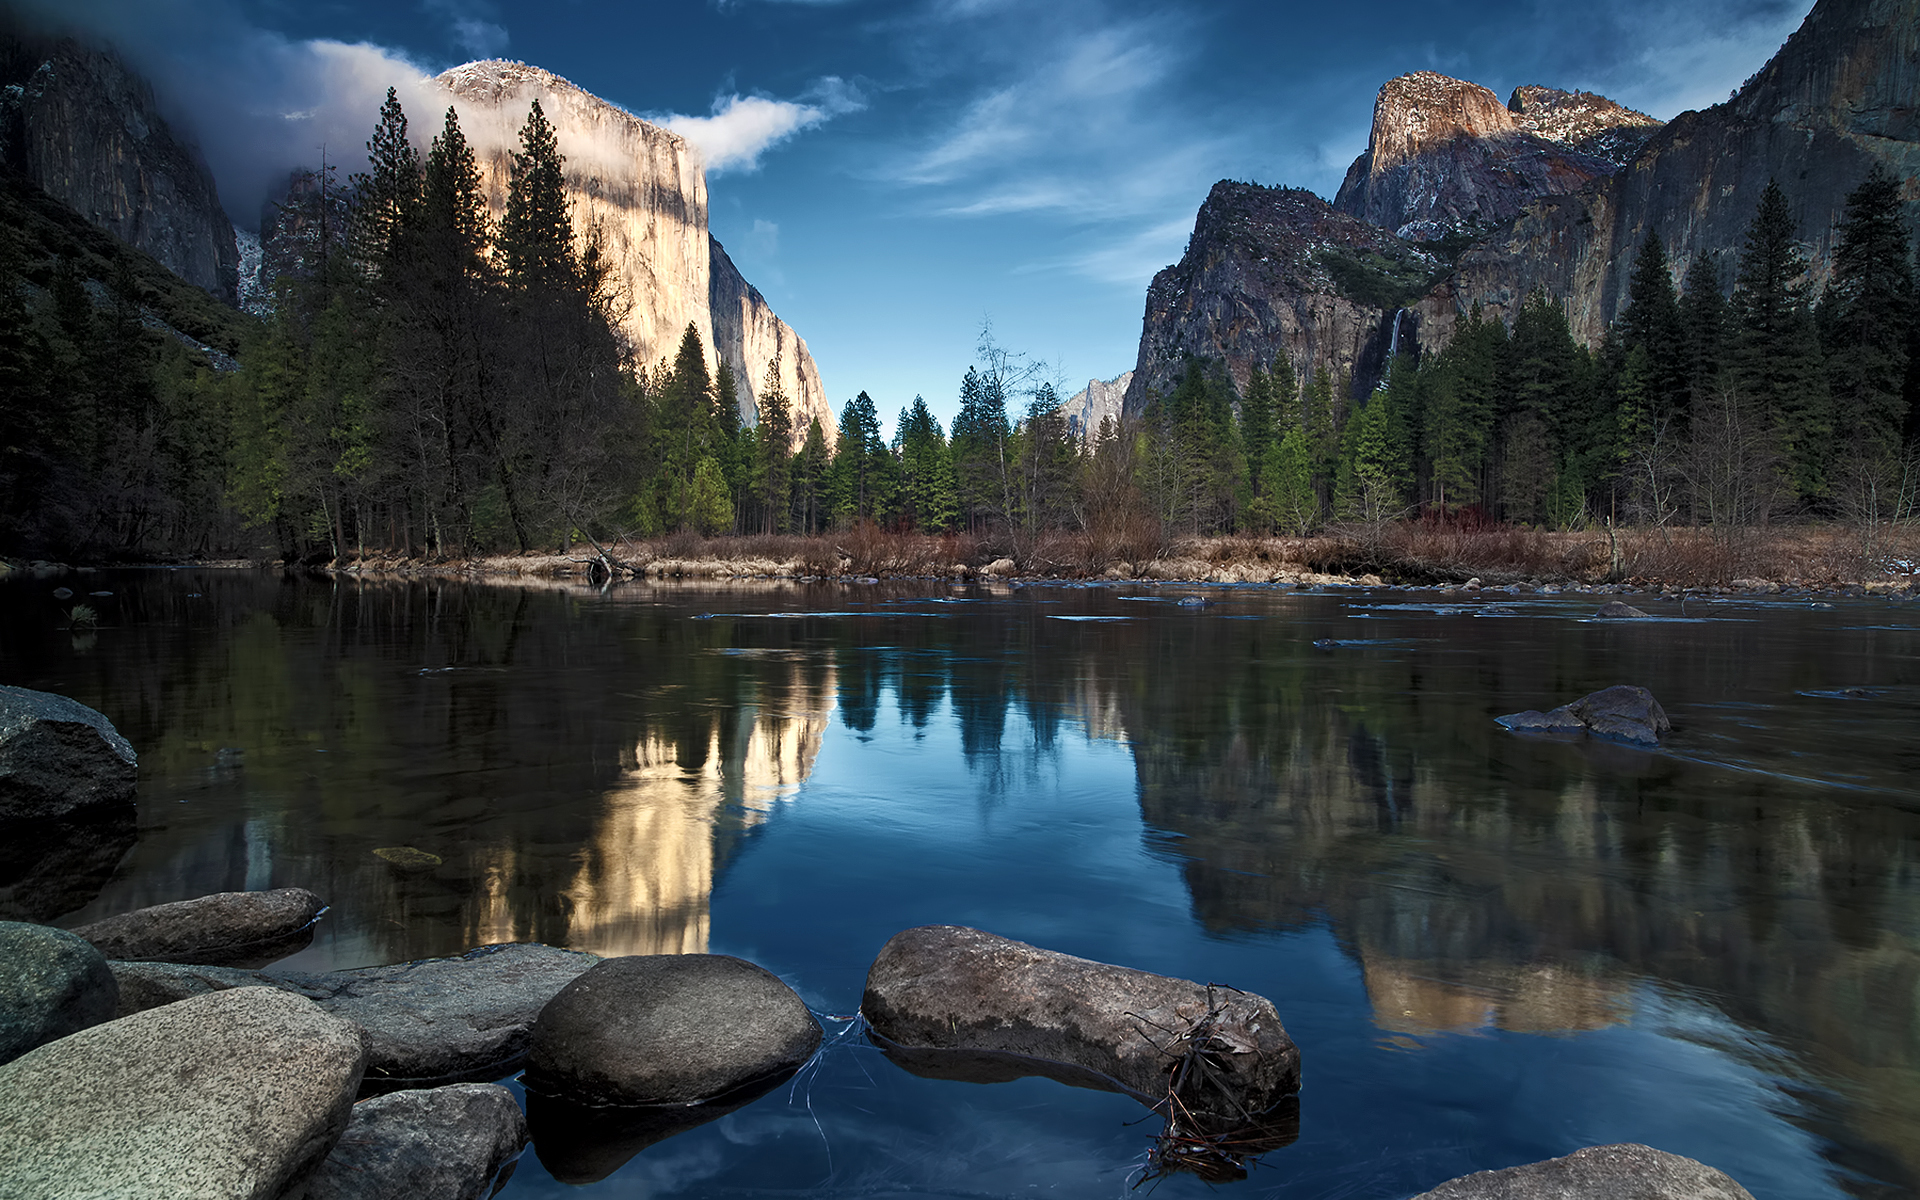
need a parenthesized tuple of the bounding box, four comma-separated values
(0, 987, 366, 1199)
(526, 954, 822, 1106)
(0, 686, 137, 821)
(304, 1083, 527, 1200)
(0, 922, 119, 1065)
(0, 808, 137, 922)
(1497, 685, 1671, 747)
(109, 942, 600, 1092)
(1410, 1143, 1755, 1199)
(1594, 600, 1650, 618)
(70, 887, 327, 967)
(863, 925, 1300, 1128)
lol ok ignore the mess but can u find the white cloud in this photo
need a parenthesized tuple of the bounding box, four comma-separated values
(748, 218, 781, 257)
(421, 0, 510, 58)
(656, 77, 864, 174)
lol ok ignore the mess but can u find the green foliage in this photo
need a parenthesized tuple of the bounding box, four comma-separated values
(896, 396, 957, 533)
(1732, 179, 1831, 502)
(1314, 245, 1444, 311)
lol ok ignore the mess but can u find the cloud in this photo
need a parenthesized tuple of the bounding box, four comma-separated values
(421, 0, 509, 57)
(655, 77, 862, 174)
(748, 218, 780, 257)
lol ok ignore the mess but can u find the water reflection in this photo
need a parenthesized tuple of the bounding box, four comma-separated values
(1, 573, 1916, 1196)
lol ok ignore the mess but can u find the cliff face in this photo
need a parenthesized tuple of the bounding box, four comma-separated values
(0, 33, 238, 303)
(1332, 71, 1659, 242)
(708, 236, 830, 448)
(435, 60, 833, 445)
(1123, 182, 1452, 414)
(1453, 0, 1920, 342)
(1059, 371, 1132, 439)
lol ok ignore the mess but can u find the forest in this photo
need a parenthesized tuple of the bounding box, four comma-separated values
(0, 88, 1915, 564)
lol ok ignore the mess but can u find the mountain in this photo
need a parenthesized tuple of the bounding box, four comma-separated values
(1122, 182, 1451, 413)
(0, 27, 239, 304)
(1059, 371, 1132, 439)
(435, 60, 832, 447)
(1453, 0, 1920, 343)
(1332, 72, 1659, 242)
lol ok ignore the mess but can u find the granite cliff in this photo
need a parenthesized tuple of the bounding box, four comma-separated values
(435, 60, 831, 447)
(1453, 0, 1920, 342)
(1123, 183, 1452, 413)
(0, 28, 238, 303)
(1060, 371, 1132, 439)
(1130, 0, 1917, 404)
(1332, 72, 1658, 242)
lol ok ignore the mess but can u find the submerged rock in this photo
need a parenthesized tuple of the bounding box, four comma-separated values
(1594, 600, 1651, 618)
(527, 953, 821, 1107)
(110, 942, 600, 1092)
(526, 1072, 789, 1185)
(304, 1083, 527, 1200)
(1497, 685, 1671, 747)
(0, 807, 137, 921)
(863, 925, 1299, 1130)
(0, 921, 119, 1065)
(0, 686, 137, 821)
(1409, 1143, 1754, 1199)
(0, 986, 365, 1199)
(71, 887, 327, 967)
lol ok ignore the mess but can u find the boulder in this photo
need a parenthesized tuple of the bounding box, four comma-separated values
(863, 926, 1299, 1130)
(0, 686, 137, 821)
(527, 953, 821, 1107)
(304, 1083, 527, 1200)
(1410, 1143, 1755, 1199)
(0, 922, 119, 1065)
(0, 986, 366, 1199)
(71, 887, 327, 967)
(1594, 600, 1650, 618)
(110, 942, 600, 1092)
(1497, 685, 1671, 747)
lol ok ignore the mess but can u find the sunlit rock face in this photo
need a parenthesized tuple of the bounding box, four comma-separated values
(1332, 71, 1658, 242)
(1123, 182, 1455, 413)
(1451, 0, 1920, 342)
(435, 61, 833, 446)
(1059, 371, 1131, 440)
(0, 33, 238, 302)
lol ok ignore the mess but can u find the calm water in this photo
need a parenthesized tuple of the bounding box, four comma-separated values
(3, 570, 1917, 1199)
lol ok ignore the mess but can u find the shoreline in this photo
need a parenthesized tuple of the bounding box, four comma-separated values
(6, 525, 1917, 596)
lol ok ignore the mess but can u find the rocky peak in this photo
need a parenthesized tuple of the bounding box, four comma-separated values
(1364, 72, 1519, 173)
(1507, 85, 1663, 167)
(1334, 71, 1644, 242)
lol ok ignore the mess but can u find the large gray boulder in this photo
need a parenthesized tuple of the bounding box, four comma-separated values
(1410, 1143, 1755, 1199)
(0, 686, 137, 821)
(863, 926, 1299, 1130)
(111, 942, 600, 1092)
(1497, 685, 1672, 747)
(304, 1083, 527, 1200)
(0, 922, 119, 1065)
(71, 887, 327, 967)
(526, 954, 821, 1106)
(0, 986, 366, 1199)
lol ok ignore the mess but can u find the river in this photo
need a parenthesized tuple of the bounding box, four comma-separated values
(2, 570, 1915, 1198)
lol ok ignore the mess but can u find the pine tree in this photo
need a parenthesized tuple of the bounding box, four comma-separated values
(351, 87, 421, 272)
(1678, 251, 1730, 417)
(791, 417, 831, 533)
(831, 391, 894, 525)
(752, 355, 793, 533)
(659, 323, 716, 530)
(896, 395, 956, 532)
(1612, 233, 1687, 425)
(1821, 166, 1914, 465)
(950, 366, 1009, 532)
(1732, 180, 1830, 502)
(500, 99, 575, 295)
(1015, 384, 1077, 532)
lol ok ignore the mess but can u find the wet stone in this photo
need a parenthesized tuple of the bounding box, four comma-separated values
(0, 921, 119, 1065)
(527, 953, 822, 1107)
(304, 1082, 528, 1200)
(0, 686, 137, 821)
(71, 887, 327, 967)
(1409, 1143, 1755, 1200)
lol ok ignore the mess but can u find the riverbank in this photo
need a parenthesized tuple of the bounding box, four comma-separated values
(8, 523, 1917, 593)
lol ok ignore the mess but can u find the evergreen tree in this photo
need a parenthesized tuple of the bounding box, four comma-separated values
(350, 87, 421, 272)
(1732, 179, 1830, 502)
(895, 395, 956, 532)
(791, 417, 831, 533)
(1612, 233, 1687, 421)
(1821, 166, 1914, 465)
(500, 100, 575, 294)
(1014, 383, 1078, 532)
(831, 390, 895, 525)
(752, 356, 793, 533)
(1301, 365, 1341, 513)
(1266, 425, 1318, 535)
(1678, 251, 1730, 416)
(658, 324, 716, 530)
(950, 366, 1009, 531)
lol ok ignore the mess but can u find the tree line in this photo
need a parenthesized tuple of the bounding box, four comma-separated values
(2, 93, 1913, 563)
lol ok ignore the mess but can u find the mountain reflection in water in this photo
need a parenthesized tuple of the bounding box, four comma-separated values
(0, 572, 1915, 1199)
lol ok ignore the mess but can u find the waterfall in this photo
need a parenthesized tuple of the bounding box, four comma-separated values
(1374, 308, 1407, 391)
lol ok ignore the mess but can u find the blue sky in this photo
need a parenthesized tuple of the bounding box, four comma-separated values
(25, 0, 1813, 432)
